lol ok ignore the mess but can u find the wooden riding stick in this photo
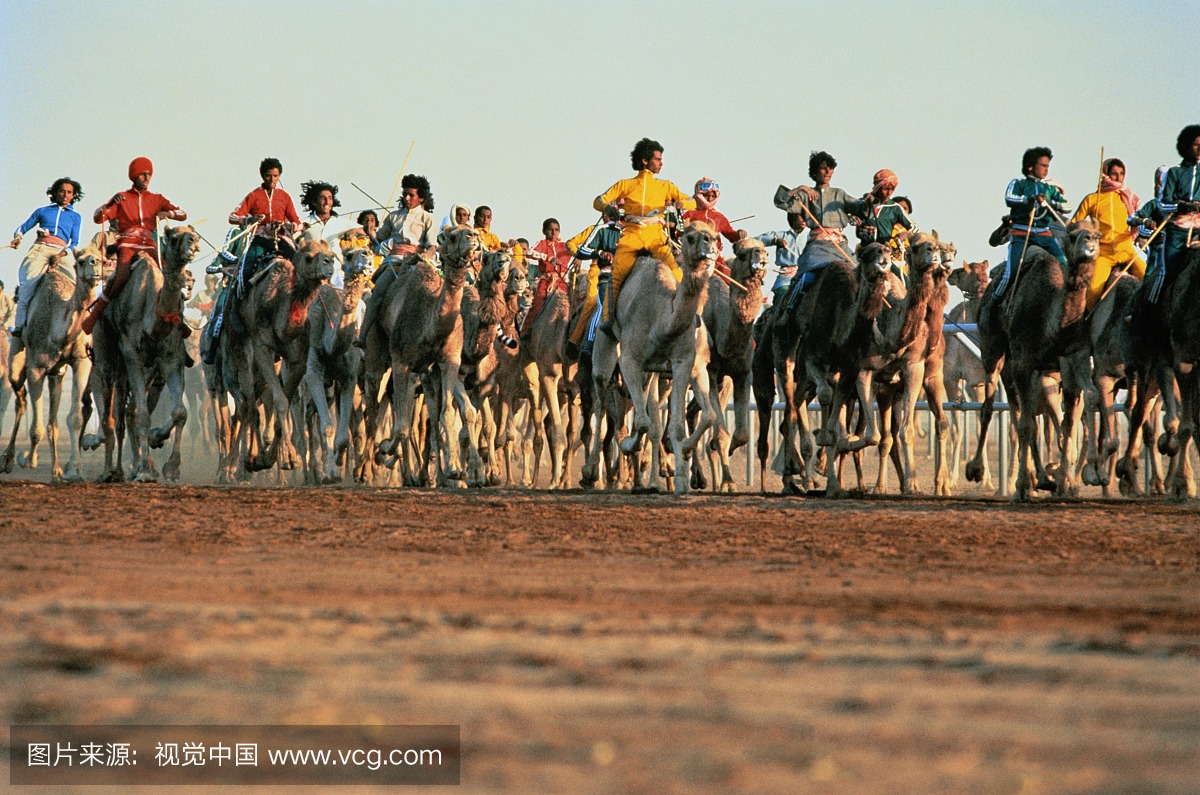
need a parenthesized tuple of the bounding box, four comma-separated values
(1007, 205, 1037, 297)
(1137, 211, 1177, 252)
(712, 267, 749, 292)
(791, 196, 858, 265)
(385, 140, 416, 210)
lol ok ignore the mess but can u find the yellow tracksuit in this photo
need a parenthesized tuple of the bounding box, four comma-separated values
(1070, 191, 1146, 308)
(593, 170, 695, 322)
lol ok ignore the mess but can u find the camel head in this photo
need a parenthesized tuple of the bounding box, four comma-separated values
(293, 239, 337, 284)
(441, 224, 483, 273)
(730, 236, 769, 291)
(1064, 220, 1101, 264)
(341, 246, 374, 286)
(948, 259, 990, 299)
(72, 244, 104, 291)
(478, 248, 512, 294)
(857, 241, 892, 278)
(161, 225, 202, 271)
(679, 222, 720, 277)
(505, 260, 531, 311)
(931, 230, 956, 272)
(906, 232, 944, 276)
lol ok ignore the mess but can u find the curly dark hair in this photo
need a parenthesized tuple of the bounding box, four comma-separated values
(542, 218, 560, 235)
(259, 157, 283, 177)
(46, 177, 83, 204)
(399, 174, 434, 212)
(356, 209, 379, 227)
(1176, 125, 1200, 162)
(299, 180, 341, 215)
(1021, 146, 1053, 175)
(808, 151, 837, 181)
(630, 138, 663, 171)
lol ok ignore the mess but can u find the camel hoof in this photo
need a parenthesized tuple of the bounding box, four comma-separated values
(18, 452, 32, 468)
(964, 460, 983, 483)
(1036, 476, 1056, 492)
(163, 462, 181, 483)
(2, 453, 14, 474)
(1081, 463, 1098, 486)
(1158, 432, 1179, 456)
(781, 479, 806, 496)
(81, 434, 102, 451)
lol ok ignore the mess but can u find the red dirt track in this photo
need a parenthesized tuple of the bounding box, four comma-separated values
(2, 481, 1199, 793)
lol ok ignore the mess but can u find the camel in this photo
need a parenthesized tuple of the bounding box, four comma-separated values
(519, 264, 573, 489)
(755, 242, 895, 495)
(873, 234, 956, 496)
(88, 225, 200, 482)
(490, 259, 535, 486)
(942, 259, 992, 490)
(235, 238, 335, 475)
(1159, 246, 1200, 500)
(979, 220, 1100, 501)
(1078, 269, 1143, 495)
(701, 236, 768, 492)
(374, 225, 483, 487)
(0, 332, 10, 435)
(589, 221, 720, 495)
(459, 247, 515, 486)
(3, 245, 100, 480)
(301, 244, 372, 484)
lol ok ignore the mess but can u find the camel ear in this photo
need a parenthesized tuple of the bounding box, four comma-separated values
(981, 259, 989, 269)
(931, 228, 940, 243)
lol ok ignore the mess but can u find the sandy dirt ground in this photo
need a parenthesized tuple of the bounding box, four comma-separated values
(1, 470, 1198, 794)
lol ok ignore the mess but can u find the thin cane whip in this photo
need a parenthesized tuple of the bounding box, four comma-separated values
(791, 192, 858, 265)
(1137, 211, 1176, 252)
(1007, 201, 1038, 297)
(385, 141, 416, 210)
(728, 214, 755, 224)
(350, 183, 391, 213)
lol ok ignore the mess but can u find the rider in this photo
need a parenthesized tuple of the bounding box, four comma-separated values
(593, 137, 695, 334)
(859, 168, 916, 269)
(754, 212, 806, 308)
(772, 150, 869, 313)
(228, 157, 301, 282)
(1069, 157, 1146, 308)
(991, 146, 1070, 300)
(1133, 165, 1171, 303)
(473, 206, 502, 252)
(82, 157, 187, 335)
(565, 203, 623, 358)
(1158, 124, 1200, 286)
(7, 176, 84, 338)
(520, 218, 572, 337)
(356, 174, 437, 347)
(682, 177, 740, 274)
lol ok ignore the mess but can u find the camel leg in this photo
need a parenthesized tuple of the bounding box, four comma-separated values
(521, 368, 540, 488)
(965, 352, 1004, 486)
(123, 357, 157, 482)
(924, 374, 952, 497)
(538, 364, 567, 490)
(707, 377, 735, 492)
(159, 365, 188, 483)
(21, 369, 46, 472)
(448, 364, 484, 488)
(303, 354, 339, 483)
(1013, 371, 1043, 502)
(874, 399, 893, 494)
(775, 354, 808, 494)
(1170, 369, 1198, 500)
(42, 372, 67, 481)
(893, 362, 928, 494)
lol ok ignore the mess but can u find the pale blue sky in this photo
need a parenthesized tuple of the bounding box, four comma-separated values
(2, 0, 1196, 291)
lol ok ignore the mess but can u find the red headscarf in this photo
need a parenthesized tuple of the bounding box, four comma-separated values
(128, 157, 154, 181)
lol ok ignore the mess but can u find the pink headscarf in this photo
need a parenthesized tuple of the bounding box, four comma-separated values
(693, 177, 719, 210)
(1100, 158, 1139, 216)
